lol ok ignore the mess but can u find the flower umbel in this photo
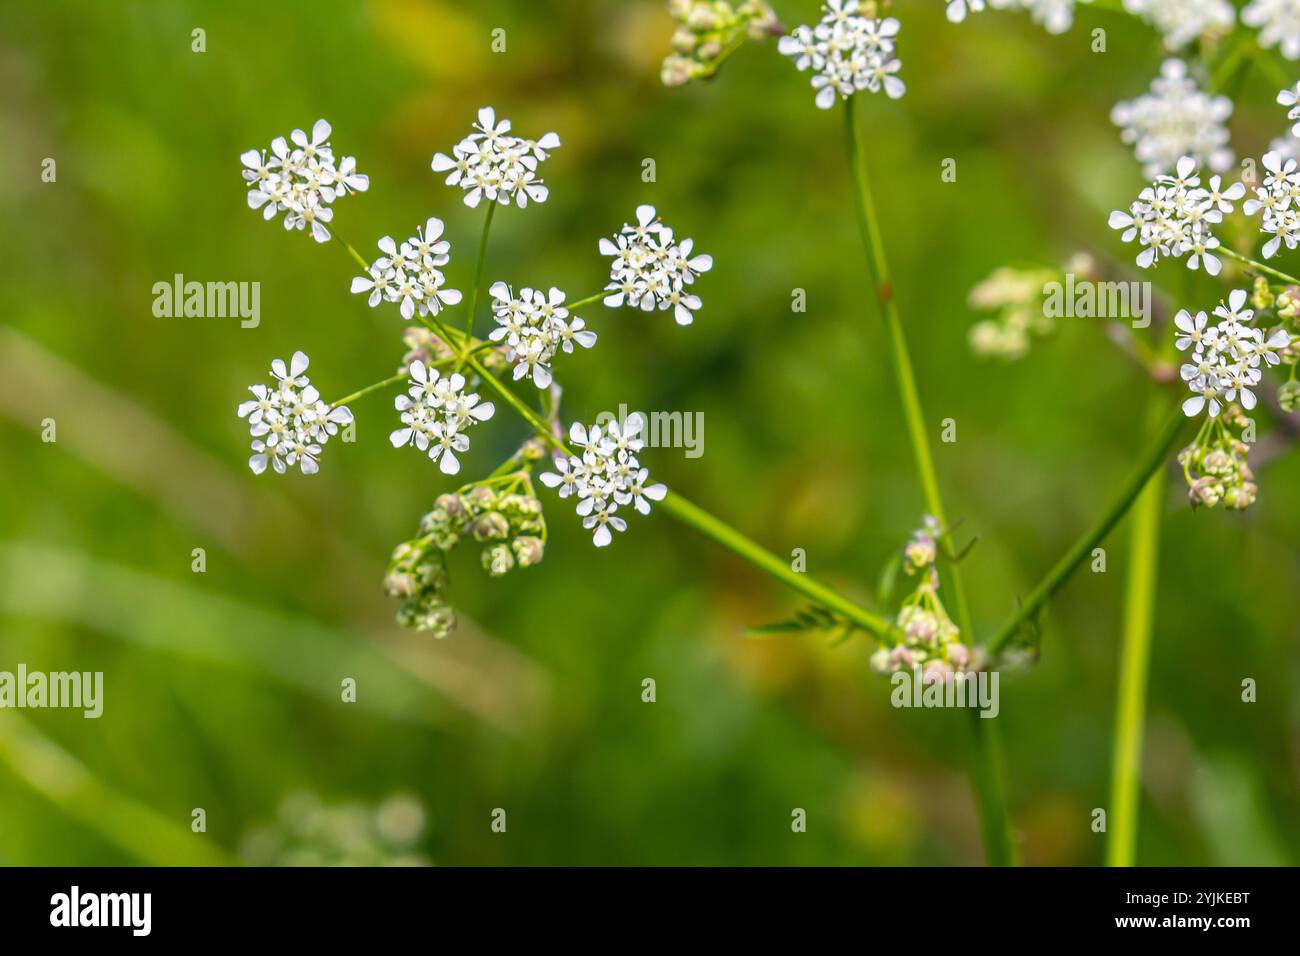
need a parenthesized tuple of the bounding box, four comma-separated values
(241, 119, 368, 243)
(1108, 156, 1242, 274)
(351, 218, 463, 321)
(777, 1, 905, 109)
(1175, 289, 1291, 418)
(237, 351, 353, 475)
(1110, 59, 1234, 178)
(540, 415, 667, 547)
(1242, 150, 1300, 258)
(599, 205, 713, 325)
(1122, 0, 1235, 50)
(488, 283, 597, 388)
(1243, 0, 1300, 61)
(430, 107, 560, 209)
(389, 361, 495, 475)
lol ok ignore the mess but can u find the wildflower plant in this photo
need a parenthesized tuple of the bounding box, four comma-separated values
(227, 0, 1300, 869)
(660, 0, 782, 86)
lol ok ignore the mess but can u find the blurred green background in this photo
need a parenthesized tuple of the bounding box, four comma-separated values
(1, 0, 1297, 866)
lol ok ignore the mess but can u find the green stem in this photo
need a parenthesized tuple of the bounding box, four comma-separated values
(1222, 248, 1300, 287)
(655, 492, 891, 635)
(842, 99, 971, 631)
(566, 291, 607, 311)
(986, 403, 1186, 656)
(1106, 398, 1168, 867)
(330, 371, 409, 409)
(331, 228, 372, 272)
(843, 97, 1012, 865)
(462, 203, 497, 348)
(448, 346, 892, 638)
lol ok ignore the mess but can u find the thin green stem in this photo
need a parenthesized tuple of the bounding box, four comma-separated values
(330, 228, 371, 272)
(566, 291, 607, 311)
(1222, 248, 1300, 287)
(1106, 398, 1168, 867)
(444, 339, 893, 638)
(330, 371, 409, 409)
(655, 492, 891, 635)
(843, 97, 1012, 865)
(842, 99, 972, 633)
(986, 403, 1186, 655)
(462, 203, 497, 348)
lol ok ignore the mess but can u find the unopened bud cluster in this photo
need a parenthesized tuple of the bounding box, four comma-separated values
(966, 263, 1066, 361)
(385, 479, 547, 635)
(661, 0, 781, 87)
(1179, 404, 1257, 510)
(871, 517, 980, 682)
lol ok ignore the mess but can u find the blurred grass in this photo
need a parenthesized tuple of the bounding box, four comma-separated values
(0, 0, 1296, 864)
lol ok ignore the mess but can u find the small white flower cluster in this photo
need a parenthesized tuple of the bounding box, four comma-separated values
(237, 351, 353, 476)
(1122, 0, 1235, 49)
(350, 218, 463, 321)
(1244, 0, 1300, 61)
(1278, 83, 1300, 137)
(430, 107, 560, 209)
(945, 0, 1078, 35)
(1176, 290, 1291, 417)
(241, 119, 368, 243)
(1243, 151, 1300, 258)
(599, 205, 713, 325)
(777, 1, 904, 109)
(389, 361, 495, 475)
(540, 417, 666, 547)
(487, 283, 597, 389)
(1111, 59, 1234, 179)
(1108, 156, 1243, 274)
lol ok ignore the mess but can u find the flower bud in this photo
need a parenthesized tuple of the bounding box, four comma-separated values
(512, 535, 545, 568)
(472, 511, 510, 541)
(1279, 380, 1300, 413)
(483, 544, 515, 577)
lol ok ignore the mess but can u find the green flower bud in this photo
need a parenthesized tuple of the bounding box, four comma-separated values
(512, 536, 545, 568)
(472, 511, 510, 541)
(1279, 379, 1300, 413)
(483, 544, 515, 577)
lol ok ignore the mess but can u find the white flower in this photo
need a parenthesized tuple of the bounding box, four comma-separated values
(778, 3, 905, 109)
(1243, 0, 1300, 60)
(389, 360, 494, 474)
(1123, 0, 1235, 49)
(599, 205, 713, 325)
(1279, 82, 1300, 136)
(350, 219, 463, 320)
(540, 414, 666, 547)
(1242, 150, 1300, 258)
(1176, 290, 1291, 417)
(238, 351, 353, 475)
(1111, 59, 1234, 178)
(1108, 156, 1238, 274)
(240, 119, 367, 243)
(430, 107, 560, 209)
(488, 283, 597, 388)
(946, 0, 986, 22)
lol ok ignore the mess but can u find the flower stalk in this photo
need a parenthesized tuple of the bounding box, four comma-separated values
(986, 404, 1186, 655)
(1105, 397, 1169, 867)
(843, 97, 1014, 866)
